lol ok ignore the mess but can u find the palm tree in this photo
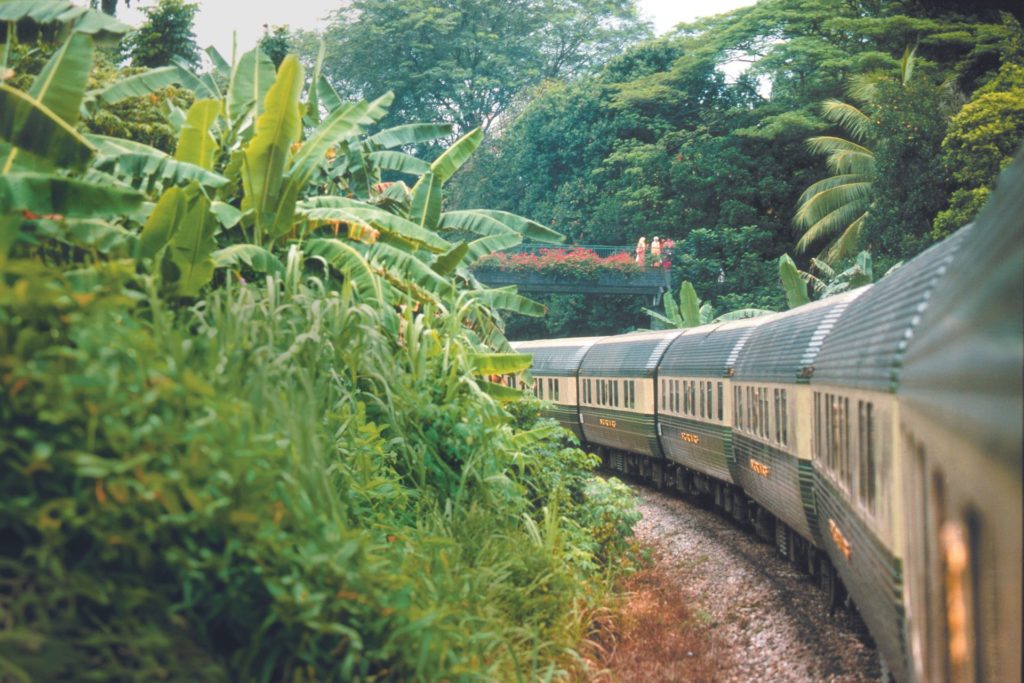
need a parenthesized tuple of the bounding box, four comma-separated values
(795, 47, 917, 263)
(793, 99, 876, 263)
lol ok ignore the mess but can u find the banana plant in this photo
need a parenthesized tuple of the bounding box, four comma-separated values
(0, 31, 144, 267)
(645, 280, 774, 329)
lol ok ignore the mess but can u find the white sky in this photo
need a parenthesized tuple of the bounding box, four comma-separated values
(107, 0, 756, 59)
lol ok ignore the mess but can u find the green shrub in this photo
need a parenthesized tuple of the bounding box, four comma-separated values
(0, 266, 639, 681)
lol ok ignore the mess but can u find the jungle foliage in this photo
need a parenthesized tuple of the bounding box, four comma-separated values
(451, 0, 1024, 337)
(314, 0, 652, 138)
(0, 3, 641, 679)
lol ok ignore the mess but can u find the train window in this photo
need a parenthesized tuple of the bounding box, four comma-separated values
(718, 382, 724, 422)
(813, 392, 821, 460)
(613, 381, 619, 407)
(629, 380, 636, 409)
(774, 389, 781, 442)
(780, 389, 788, 445)
(735, 386, 742, 427)
(762, 388, 768, 439)
(538, 379, 544, 400)
(674, 380, 680, 414)
(825, 393, 835, 472)
(858, 401, 876, 514)
(748, 387, 756, 434)
(699, 381, 705, 418)
(831, 396, 851, 491)
(707, 382, 713, 420)
(661, 379, 666, 410)
(682, 380, 689, 414)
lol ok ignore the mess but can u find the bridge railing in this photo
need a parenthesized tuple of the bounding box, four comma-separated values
(489, 244, 634, 258)
(471, 243, 671, 298)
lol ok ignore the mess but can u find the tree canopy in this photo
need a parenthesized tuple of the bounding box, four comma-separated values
(452, 0, 1024, 336)
(317, 0, 651, 135)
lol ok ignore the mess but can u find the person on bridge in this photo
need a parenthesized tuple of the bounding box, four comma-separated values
(662, 237, 674, 268)
(636, 237, 647, 267)
(651, 237, 662, 263)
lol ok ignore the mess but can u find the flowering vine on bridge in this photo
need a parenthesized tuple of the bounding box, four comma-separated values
(474, 247, 669, 279)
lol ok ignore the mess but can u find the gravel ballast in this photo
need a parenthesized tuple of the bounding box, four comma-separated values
(611, 485, 883, 682)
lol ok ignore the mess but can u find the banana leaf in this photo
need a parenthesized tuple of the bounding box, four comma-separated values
(410, 171, 441, 229)
(0, 85, 94, 171)
(367, 123, 453, 149)
(432, 242, 468, 276)
(472, 286, 546, 317)
(779, 254, 810, 308)
(212, 244, 284, 275)
(304, 237, 384, 302)
(228, 47, 276, 124)
(471, 353, 533, 375)
(84, 66, 183, 113)
(241, 55, 303, 239)
(174, 99, 221, 170)
(430, 127, 483, 184)
(440, 209, 563, 243)
(367, 150, 430, 176)
(0, 172, 142, 218)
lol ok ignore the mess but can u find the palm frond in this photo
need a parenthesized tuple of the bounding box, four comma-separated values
(821, 213, 867, 264)
(820, 100, 874, 142)
(795, 181, 872, 227)
(795, 203, 869, 254)
(806, 136, 875, 174)
(796, 174, 871, 206)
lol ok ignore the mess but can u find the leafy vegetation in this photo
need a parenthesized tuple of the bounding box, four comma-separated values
(313, 0, 651, 138)
(452, 0, 1024, 336)
(0, 5, 642, 679)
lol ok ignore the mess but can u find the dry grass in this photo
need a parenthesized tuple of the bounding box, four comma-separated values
(577, 546, 732, 682)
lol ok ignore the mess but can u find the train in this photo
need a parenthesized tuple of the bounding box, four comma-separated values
(510, 153, 1023, 683)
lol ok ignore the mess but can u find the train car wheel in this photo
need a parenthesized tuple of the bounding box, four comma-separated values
(820, 558, 843, 616)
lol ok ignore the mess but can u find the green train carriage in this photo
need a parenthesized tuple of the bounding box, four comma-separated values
(898, 152, 1023, 683)
(511, 337, 602, 442)
(654, 317, 770, 506)
(730, 290, 869, 550)
(809, 226, 974, 683)
(578, 330, 682, 480)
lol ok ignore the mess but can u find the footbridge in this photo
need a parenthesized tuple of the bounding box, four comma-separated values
(471, 245, 671, 300)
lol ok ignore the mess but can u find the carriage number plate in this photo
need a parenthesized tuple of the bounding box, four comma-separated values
(599, 418, 617, 428)
(749, 458, 771, 478)
(679, 431, 701, 444)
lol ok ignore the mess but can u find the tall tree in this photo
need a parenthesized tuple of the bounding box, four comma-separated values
(320, 0, 650, 135)
(259, 25, 291, 69)
(932, 61, 1024, 238)
(91, 0, 129, 15)
(124, 0, 200, 69)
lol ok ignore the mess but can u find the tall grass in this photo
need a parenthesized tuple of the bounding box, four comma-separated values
(0, 265, 639, 681)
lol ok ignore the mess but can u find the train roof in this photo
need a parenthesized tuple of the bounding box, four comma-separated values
(658, 315, 774, 378)
(733, 288, 869, 383)
(579, 329, 683, 378)
(810, 223, 972, 392)
(510, 337, 603, 376)
(900, 152, 1024, 470)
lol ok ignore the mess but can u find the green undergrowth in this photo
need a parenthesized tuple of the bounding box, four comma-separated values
(0, 264, 640, 681)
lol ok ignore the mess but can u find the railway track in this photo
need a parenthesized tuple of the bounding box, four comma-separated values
(627, 484, 881, 682)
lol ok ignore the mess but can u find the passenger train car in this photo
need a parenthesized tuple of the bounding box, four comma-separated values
(511, 155, 1023, 683)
